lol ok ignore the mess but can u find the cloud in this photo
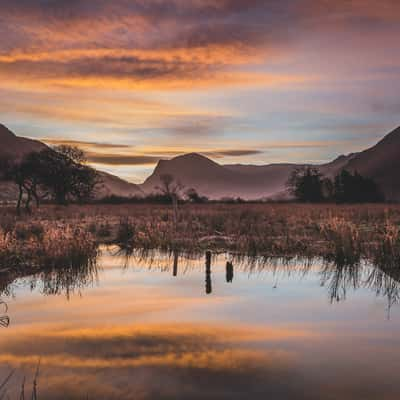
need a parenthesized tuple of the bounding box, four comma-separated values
(1, 0, 400, 178)
(261, 140, 355, 149)
(204, 150, 263, 157)
(86, 152, 160, 166)
(0, 323, 313, 399)
(3, 0, 396, 91)
(43, 138, 132, 149)
(40, 136, 357, 167)
(6, 0, 390, 89)
(41, 137, 265, 166)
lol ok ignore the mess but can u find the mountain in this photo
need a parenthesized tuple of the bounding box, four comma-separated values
(0, 124, 143, 201)
(141, 153, 356, 200)
(0, 124, 47, 159)
(141, 153, 297, 199)
(141, 126, 400, 200)
(2, 123, 400, 202)
(96, 171, 143, 198)
(344, 126, 400, 201)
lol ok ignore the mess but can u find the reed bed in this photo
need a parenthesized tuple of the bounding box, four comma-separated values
(0, 221, 97, 270)
(0, 203, 400, 268)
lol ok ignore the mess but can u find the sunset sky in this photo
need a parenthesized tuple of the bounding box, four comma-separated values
(1, 0, 400, 182)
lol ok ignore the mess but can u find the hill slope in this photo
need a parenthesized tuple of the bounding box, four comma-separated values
(0, 124, 142, 201)
(141, 153, 356, 200)
(0, 124, 47, 159)
(141, 126, 400, 200)
(2, 123, 399, 202)
(141, 153, 296, 199)
(344, 126, 400, 200)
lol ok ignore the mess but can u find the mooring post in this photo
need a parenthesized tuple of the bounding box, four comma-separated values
(173, 250, 178, 277)
(205, 251, 212, 295)
(226, 261, 234, 283)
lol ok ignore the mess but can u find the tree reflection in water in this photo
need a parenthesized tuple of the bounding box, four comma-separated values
(318, 259, 400, 316)
(1, 246, 400, 315)
(1, 256, 98, 301)
(0, 300, 9, 328)
(226, 261, 234, 283)
(114, 246, 400, 311)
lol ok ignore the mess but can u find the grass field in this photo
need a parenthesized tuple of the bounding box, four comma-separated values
(1, 203, 400, 269)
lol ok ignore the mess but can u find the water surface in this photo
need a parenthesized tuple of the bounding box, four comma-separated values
(0, 247, 399, 399)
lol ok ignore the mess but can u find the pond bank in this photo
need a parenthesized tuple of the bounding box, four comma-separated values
(0, 203, 400, 272)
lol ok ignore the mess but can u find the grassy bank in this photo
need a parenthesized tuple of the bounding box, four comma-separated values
(0, 203, 400, 268)
(0, 220, 97, 271)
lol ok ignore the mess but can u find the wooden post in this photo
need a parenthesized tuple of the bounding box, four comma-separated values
(173, 251, 178, 277)
(205, 251, 212, 295)
(226, 261, 234, 283)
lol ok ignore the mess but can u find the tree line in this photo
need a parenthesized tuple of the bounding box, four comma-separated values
(0, 146, 99, 213)
(287, 166, 384, 203)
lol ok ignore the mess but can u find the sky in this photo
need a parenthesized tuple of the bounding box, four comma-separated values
(1, 0, 400, 183)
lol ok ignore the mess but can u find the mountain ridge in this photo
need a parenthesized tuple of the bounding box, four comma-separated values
(1, 124, 400, 201)
(140, 126, 400, 200)
(0, 124, 143, 200)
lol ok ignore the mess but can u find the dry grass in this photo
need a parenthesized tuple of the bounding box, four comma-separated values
(0, 220, 97, 270)
(0, 203, 400, 266)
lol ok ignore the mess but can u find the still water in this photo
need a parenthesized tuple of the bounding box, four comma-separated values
(0, 246, 400, 399)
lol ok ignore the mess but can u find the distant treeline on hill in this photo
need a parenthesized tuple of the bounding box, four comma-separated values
(96, 194, 263, 205)
(98, 167, 385, 205)
(287, 167, 385, 203)
(99, 167, 385, 205)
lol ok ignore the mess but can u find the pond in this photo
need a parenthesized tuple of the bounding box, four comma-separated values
(0, 246, 399, 399)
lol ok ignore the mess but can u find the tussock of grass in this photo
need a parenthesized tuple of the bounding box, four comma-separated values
(372, 222, 400, 269)
(320, 217, 362, 266)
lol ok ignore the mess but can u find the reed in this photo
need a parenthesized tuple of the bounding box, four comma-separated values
(0, 222, 97, 270)
(1, 203, 400, 267)
(320, 217, 362, 266)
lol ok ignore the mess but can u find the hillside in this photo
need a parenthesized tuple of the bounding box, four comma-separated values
(0, 124, 47, 159)
(141, 153, 294, 199)
(141, 126, 400, 200)
(2, 123, 400, 202)
(0, 124, 143, 201)
(96, 171, 144, 198)
(141, 153, 356, 200)
(344, 126, 400, 201)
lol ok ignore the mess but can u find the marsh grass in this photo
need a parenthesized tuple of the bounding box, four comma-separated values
(372, 222, 400, 269)
(1, 203, 400, 268)
(0, 222, 97, 271)
(320, 217, 362, 267)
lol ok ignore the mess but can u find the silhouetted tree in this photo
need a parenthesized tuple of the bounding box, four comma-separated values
(0, 156, 11, 181)
(6, 146, 99, 212)
(6, 152, 45, 213)
(156, 174, 184, 228)
(287, 167, 325, 202)
(333, 170, 384, 203)
(34, 146, 99, 205)
(322, 177, 335, 201)
(186, 188, 208, 203)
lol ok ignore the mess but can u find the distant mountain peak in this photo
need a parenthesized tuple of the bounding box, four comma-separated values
(376, 125, 400, 145)
(175, 152, 217, 163)
(151, 152, 220, 176)
(0, 123, 16, 139)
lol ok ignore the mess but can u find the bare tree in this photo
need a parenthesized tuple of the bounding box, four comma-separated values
(156, 174, 184, 229)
